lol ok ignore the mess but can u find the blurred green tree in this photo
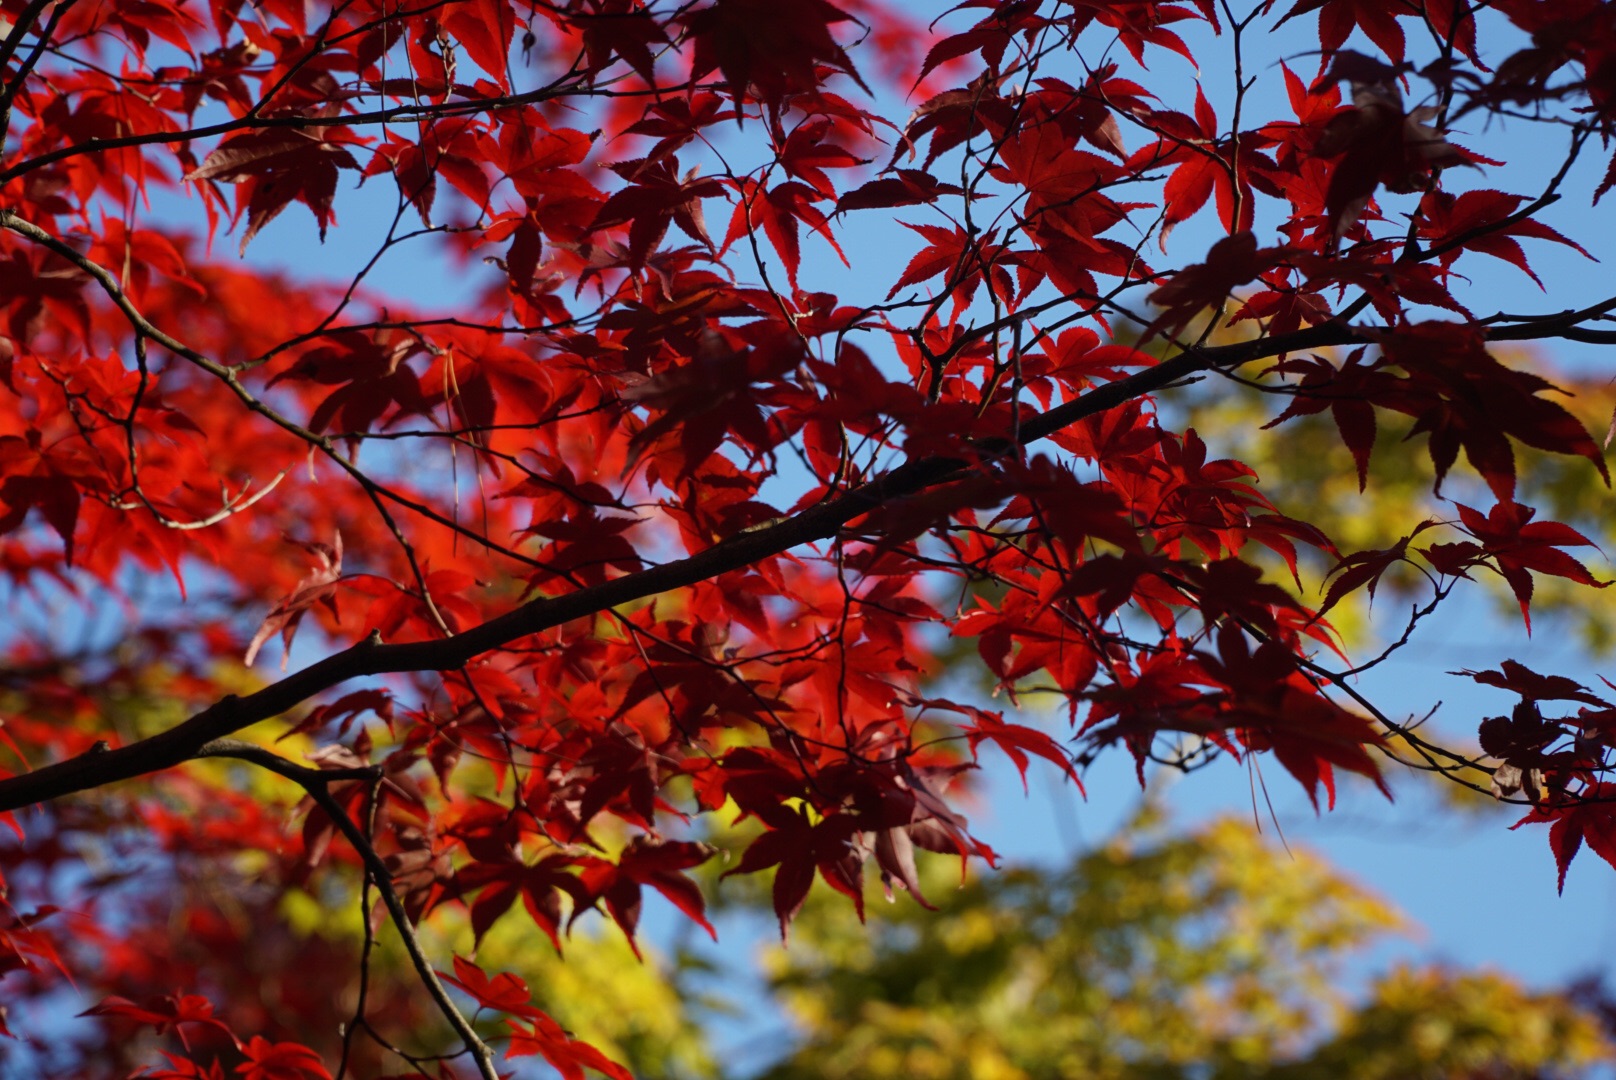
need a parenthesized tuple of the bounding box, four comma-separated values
(731, 806, 1612, 1080)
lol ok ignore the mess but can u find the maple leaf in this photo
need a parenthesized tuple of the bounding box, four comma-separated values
(142, 1055, 229, 1080)
(570, 0, 670, 82)
(588, 160, 720, 276)
(916, 5, 1054, 84)
(456, 852, 590, 950)
(0, 432, 87, 563)
(775, 117, 867, 198)
(0, 905, 66, 989)
(1128, 85, 1259, 250)
(1263, 348, 1396, 489)
(87, 216, 206, 302)
(590, 156, 727, 273)
(684, 0, 869, 109)
(267, 330, 432, 440)
(439, 956, 541, 1018)
(622, 93, 739, 162)
(1063, 0, 1212, 68)
(1309, 56, 1476, 238)
(1416, 188, 1593, 289)
(835, 169, 965, 214)
(364, 121, 493, 226)
(244, 533, 344, 669)
(723, 806, 864, 935)
(1459, 660, 1612, 707)
(1027, 325, 1155, 404)
(81, 994, 235, 1048)
(885, 222, 1009, 315)
(508, 1011, 633, 1080)
(1514, 784, 1616, 892)
(1450, 500, 1608, 630)
(185, 125, 364, 253)
(440, 0, 515, 89)
(1476, 700, 1563, 769)
(963, 711, 1081, 793)
(575, 837, 718, 955)
(620, 326, 802, 479)
(1147, 232, 1287, 341)
(1200, 624, 1390, 810)
(894, 74, 1015, 168)
(722, 177, 847, 289)
(235, 1036, 331, 1080)
(1276, 0, 1411, 63)
(1371, 322, 1610, 501)
(1314, 523, 1440, 617)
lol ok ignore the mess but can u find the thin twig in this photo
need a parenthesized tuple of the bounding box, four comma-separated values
(195, 739, 500, 1080)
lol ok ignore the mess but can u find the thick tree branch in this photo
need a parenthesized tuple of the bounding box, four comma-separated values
(0, 321, 1352, 814)
(0, 204, 1606, 815)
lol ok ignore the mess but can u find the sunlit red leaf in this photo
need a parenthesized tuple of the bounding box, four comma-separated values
(1514, 784, 1616, 892)
(508, 1011, 633, 1080)
(235, 1036, 332, 1080)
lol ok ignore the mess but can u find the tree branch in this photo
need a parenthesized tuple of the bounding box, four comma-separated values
(0, 321, 1349, 814)
(195, 739, 501, 1080)
(0, 260, 1607, 815)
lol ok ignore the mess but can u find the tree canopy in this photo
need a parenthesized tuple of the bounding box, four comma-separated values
(4, 0, 1616, 1075)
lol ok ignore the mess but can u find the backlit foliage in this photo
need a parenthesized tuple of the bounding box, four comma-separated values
(4, 0, 1616, 1074)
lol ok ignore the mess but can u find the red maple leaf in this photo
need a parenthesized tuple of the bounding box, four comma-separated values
(439, 956, 541, 1018)
(590, 156, 727, 272)
(508, 1011, 633, 1080)
(1309, 60, 1475, 238)
(1451, 500, 1608, 630)
(81, 994, 235, 1049)
(1460, 660, 1612, 707)
(1514, 784, 1616, 892)
(570, 0, 670, 82)
(684, 0, 869, 108)
(1147, 232, 1288, 340)
(722, 177, 847, 288)
(1417, 188, 1592, 289)
(1200, 624, 1390, 810)
(235, 1036, 331, 1080)
(1276, 0, 1412, 63)
(575, 837, 718, 955)
(244, 533, 344, 669)
(185, 125, 365, 253)
(1129, 85, 1264, 249)
(963, 710, 1081, 792)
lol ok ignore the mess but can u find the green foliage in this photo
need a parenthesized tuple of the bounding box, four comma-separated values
(740, 806, 1612, 1080)
(1276, 965, 1610, 1080)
